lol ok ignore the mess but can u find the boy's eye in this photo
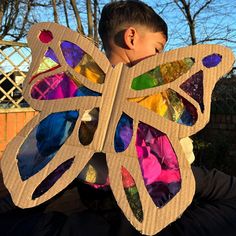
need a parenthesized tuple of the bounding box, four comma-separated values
(155, 48, 160, 54)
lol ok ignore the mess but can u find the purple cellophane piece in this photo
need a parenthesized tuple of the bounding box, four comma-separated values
(45, 48, 59, 63)
(136, 122, 181, 207)
(180, 70, 204, 112)
(32, 158, 74, 199)
(61, 41, 85, 68)
(31, 72, 78, 100)
(202, 53, 222, 68)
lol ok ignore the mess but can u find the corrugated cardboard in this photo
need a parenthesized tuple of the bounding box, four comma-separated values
(1, 23, 235, 235)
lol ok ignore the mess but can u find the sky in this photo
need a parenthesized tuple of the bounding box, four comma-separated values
(23, 0, 236, 51)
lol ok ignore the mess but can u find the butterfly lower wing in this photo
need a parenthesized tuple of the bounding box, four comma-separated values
(106, 136, 195, 235)
(1, 112, 94, 208)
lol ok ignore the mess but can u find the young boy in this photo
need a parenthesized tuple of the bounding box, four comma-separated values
(0, 1, 236, 236)
(75, 1, 236, 236)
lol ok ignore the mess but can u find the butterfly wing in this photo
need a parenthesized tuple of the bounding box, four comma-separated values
(126, 44, 235, 138)
(1, 23, 111, 208)
(23, 22, 109, 112)
(1, 111, 94, 207)
(102, 45, 234, 235)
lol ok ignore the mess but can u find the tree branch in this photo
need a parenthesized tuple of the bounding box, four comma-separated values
(52, 0, 59, 23)
(70, 0, 84, 34)
(174, 0, 197, 44)
(62, 0, 70, 28)
(197, 37, 236, 44)
(193, 0, 212, 21)
(86, 0, 93, 38)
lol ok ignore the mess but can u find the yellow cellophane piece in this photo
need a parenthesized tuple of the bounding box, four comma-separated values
(129, 93, 168, 117)
(160, 58, 194, 83)
(33, 57, 59, 75)
(74, 54, 105, 84)
(85, 164, 97, 183)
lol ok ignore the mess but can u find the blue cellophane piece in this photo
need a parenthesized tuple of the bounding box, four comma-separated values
(61, 41, 85, 68)
(75, 86, 101, 97)
(178, 109, 194, 126)
(17, 111, 79, 180)
(115, 113, 133, 152)
(202, 53, 222, 68)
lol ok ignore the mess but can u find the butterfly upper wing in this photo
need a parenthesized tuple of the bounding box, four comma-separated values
(125, 44, 235, 138)
(23, 22, 110, 112)
(1, 23, 111, 208)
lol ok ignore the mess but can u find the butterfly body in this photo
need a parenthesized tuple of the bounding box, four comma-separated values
(1, 23, 235, 235)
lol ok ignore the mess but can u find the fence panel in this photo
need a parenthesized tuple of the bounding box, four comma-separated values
(0, 41, 31, 109)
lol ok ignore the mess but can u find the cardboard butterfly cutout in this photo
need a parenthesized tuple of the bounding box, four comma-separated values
(1, 22, 234, 235)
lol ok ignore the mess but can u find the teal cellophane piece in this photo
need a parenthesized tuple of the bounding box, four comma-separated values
(17, 111, 79, 181)
(131, 58, 194, 90)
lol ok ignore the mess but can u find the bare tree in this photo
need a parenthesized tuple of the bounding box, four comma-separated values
(0, 0, 52, 43)
(155, 0, 236, 49)
(70, 0, 85, 34)
(0, 0, 102, 46)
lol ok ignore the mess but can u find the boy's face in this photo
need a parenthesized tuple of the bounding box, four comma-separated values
(130, 29, 166, 65)
(107, 26, 167, 66)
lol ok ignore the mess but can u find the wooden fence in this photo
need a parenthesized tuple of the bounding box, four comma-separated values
(0, 108, 37, 156)
(0, 40, 36, 157)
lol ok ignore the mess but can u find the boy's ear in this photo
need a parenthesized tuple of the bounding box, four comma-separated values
(124, 27, 137, 50)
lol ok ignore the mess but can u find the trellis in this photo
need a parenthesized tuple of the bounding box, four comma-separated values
(0, 40, 31, 109)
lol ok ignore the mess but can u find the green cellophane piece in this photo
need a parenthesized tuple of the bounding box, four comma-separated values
(121, 166, 143, 222)
(131, 67, 162, 90)
(124, 186, 143, 222)
(131, 58, 194, 90)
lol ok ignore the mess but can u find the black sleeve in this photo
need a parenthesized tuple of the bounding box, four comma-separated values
(193, 166, 236, 201)
(157, 166, 236, 236)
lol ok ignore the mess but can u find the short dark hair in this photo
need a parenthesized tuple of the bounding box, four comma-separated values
(98, 0, 168, 50)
